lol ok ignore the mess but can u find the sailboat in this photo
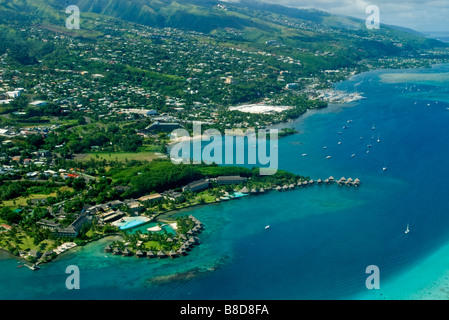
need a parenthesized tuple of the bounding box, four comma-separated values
(405, 224, 410, 234)
(377, 134, 380, 143)
(265, 217, 270, 230)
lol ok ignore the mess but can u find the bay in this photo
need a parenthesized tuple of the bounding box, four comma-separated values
(2, 64, 449, 300)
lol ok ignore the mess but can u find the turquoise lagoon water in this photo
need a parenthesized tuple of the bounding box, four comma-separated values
(2, 64, 449, 299)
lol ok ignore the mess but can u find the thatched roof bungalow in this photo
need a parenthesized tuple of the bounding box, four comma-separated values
(136, 250, 145, 258)
(122, 248, 132, 256)
(168, 250, 178, 259)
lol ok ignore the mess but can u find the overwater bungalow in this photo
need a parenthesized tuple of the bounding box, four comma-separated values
(324, 179, 330, 184)
(147, 251, 155, 259)
(259, 188, 265, 193)
(122, 248, 132, 256)
(104, 245, 112, 253)
(157, 251, 166, 259)
(282, 185, 289, 191)
(328, 176, 335, 183)
(136, 250, 145, 258)
(168, 250, 178, 259)
(240, 186, 250, 194)
(289, 184, 295, 190)
(275, 186, 282, 191)
(317, 179, 323, 184)
(338, 177, 346, 185)
(308, 180, 314, 185)
(177, 248, 187, 256)
(195, 222, 203, 230)
(302, 181, 308, 186)
(354, 178, 361, 186)
(346, 178, 354, 186)
(112, 247, 121, 255)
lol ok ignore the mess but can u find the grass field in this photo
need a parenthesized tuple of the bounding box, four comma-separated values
(1, 186, 74, 209)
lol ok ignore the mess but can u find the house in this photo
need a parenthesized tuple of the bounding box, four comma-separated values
(29, 100, 48, 107)
(0, 129, 14, 137)
(182, 179, 210, 193)
(6, 90, 20, 99)
(28, 250, 42, 259)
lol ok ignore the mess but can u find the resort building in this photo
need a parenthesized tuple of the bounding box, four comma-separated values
(98, 210, 126, 223)
(182, 179, 210, 192)
(126, 201, 145, 214)
(216, 175, 247, 185)
(138, 193, 163, 204)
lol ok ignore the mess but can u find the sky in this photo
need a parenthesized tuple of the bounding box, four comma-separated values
(239, 0, 449, 33)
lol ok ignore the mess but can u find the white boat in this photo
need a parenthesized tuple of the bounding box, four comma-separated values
(326, 156, 332, 159)
(265, 225, 270, 230)
(351, 154, 356, 158)
(302, 153, 307, 157)
(372, 123, 375, 130)
(383, 167, 387, 171)
(405, 224, 410, 234)
(377, 134, 380, 143)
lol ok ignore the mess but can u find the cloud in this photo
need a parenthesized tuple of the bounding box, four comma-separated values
(255, 0, 449, 31)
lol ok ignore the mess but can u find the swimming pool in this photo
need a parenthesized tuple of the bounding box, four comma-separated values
(113, 217, 151, 230)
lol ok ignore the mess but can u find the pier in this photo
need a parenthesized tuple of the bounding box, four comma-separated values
(275, 176, 361, 191)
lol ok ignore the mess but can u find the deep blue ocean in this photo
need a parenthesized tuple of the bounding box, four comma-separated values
(2, 64, 449, 300)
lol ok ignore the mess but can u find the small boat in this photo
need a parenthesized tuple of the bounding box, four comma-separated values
(302, 153, 307, 157)
(372, 124, 375, 130)
(383, 167, 387, 171)
(377, 134, 380, 143)
(351, 154, 356, 158)
(338, 141, 342, 145)
(265, 225, 270, 230)
(326, 156, 332, 159)
(17, 265, 23, 268)
(367, 144, 372, 148)
(405, 224, 410, 234)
